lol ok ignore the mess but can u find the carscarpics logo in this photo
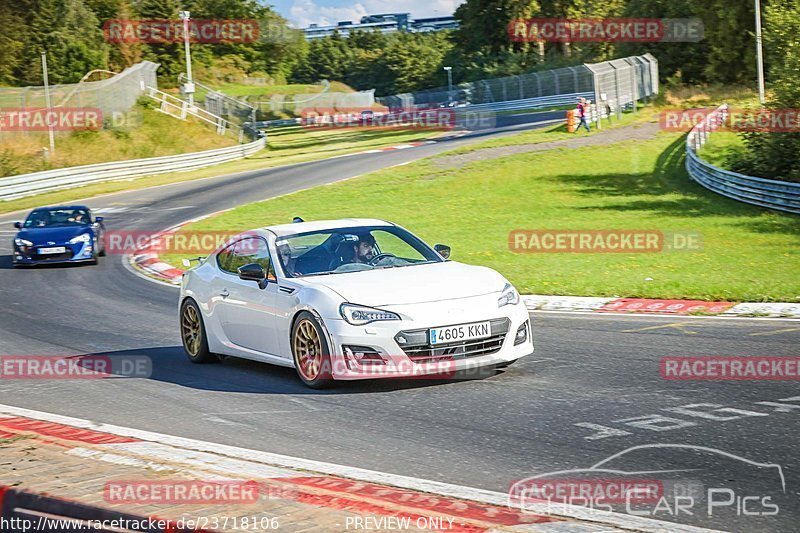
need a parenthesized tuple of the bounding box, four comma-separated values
(509, 444, 786, 522)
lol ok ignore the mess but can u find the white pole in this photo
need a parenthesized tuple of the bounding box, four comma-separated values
(41, 52, 55, 155)
(180, 11, 194, 106)
(444, 66, 453, 104)
(754, 0, 766, 106)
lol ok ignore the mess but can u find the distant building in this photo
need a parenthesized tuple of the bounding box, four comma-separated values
(303, 13, 458, 40)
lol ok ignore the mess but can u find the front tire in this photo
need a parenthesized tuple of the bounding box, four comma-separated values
(291, 311, 333, 389)
(180, 299, 216, 364)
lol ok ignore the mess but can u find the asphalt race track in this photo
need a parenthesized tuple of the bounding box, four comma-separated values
(0, 115, 798, 532)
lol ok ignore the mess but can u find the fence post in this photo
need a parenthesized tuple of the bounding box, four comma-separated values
(588, 66, 602, 130)
(568, 66, 578, 94)
(612, 65, 622, 119)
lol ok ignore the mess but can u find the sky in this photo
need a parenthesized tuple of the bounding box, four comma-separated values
(267, 0, 465, 28)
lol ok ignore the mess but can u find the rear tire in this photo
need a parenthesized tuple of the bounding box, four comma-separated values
(181, 299, 216, 364)
(291, 311, 333, 389)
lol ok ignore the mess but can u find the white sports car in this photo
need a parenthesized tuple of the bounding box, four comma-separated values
(179, 219, 533, 388)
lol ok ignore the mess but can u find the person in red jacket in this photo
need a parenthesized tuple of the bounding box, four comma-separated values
(576, 98, 591, 133)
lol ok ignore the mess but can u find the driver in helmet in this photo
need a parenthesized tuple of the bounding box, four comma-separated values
(352, 232, 376, 263)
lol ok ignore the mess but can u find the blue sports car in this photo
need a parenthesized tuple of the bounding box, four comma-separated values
(12, 205, 106, 266)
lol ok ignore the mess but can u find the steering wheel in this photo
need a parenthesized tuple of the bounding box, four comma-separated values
(368, 253, 396, 266)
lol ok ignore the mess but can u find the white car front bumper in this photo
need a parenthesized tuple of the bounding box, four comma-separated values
(323, 296, 533, 380)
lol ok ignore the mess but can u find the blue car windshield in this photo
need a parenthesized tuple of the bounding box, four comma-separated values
(25, 208, 91, 228)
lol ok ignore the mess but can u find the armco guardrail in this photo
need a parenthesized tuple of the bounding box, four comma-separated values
(686, 104, 800, 215)
(0, 137, 265, 201)
(459, 92, 593, 113)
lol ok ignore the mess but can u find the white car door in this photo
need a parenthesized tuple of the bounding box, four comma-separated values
(217, 237, 279, 355)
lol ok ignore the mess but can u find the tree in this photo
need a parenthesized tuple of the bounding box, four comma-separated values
(699, 0, 758, 84)
(729, 0, 800, 182)
(0, 3, 27, 85)
(135, 0, 183, 80)
(621, 0, 709, 83)
(16, 0, 108, 85)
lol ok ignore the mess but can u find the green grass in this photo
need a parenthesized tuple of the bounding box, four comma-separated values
(0, 124, 443, 215)
(697, 131, 746, 169)
(162, 122, 799, 302)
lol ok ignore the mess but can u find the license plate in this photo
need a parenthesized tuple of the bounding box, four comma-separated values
(429, 321, 491, 345)
(38, 247, 66, 254)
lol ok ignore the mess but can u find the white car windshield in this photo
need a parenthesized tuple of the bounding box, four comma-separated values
(275, 226, 442, 278)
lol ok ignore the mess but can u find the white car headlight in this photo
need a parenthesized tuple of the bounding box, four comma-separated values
(340, 303, 400, 325)
(69, 233, 92, 244)
(15, 238, 32, 247)
(498, 283, 520, 307)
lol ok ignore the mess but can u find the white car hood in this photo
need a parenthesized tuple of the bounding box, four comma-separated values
(306, 261, 507, 307)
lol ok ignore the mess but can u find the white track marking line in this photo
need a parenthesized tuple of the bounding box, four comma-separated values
(0, 403, 723, 533)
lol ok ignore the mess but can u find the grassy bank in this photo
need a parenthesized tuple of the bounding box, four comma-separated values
(0, 103, 235, 178)
(0, 124, 444, 215)
(162, 118, 799, 302)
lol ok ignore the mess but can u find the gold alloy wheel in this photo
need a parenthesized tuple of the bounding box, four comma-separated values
(182, 304, 202, 356)
(294, 319, 322, 380)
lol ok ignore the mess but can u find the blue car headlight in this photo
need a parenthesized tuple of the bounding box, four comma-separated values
(340, 303, 400, 325)
(69, 233, 92, 245)
(15, 238, 33, 247)
(498, 283, 520, 307)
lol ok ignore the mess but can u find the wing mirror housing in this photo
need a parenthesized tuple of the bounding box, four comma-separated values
(434, 244, 451, 260)
(13, 221, 22, 229)
(95, 216, 104, 223)
(238, 263, 269, 289)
